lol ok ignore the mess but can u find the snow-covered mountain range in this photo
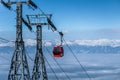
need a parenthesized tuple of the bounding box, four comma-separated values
(1, 39, 120, 54)
(1, 39, 120, 47)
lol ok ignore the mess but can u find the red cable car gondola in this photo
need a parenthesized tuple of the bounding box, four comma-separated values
(53, 32, 64, 58)
(53, 46, 64, 58)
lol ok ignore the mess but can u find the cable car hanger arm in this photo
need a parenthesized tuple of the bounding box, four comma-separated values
(47, 18, 57, 31)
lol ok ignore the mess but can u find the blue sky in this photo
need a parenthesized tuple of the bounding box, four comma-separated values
(0, 0, 120, 40)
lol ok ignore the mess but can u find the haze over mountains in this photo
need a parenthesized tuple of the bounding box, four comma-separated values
(1, 39, 120, 54)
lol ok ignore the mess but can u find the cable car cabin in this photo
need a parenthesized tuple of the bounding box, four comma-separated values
(53, 46, 64, 58)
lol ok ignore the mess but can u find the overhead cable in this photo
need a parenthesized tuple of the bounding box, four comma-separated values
(63, 38, 92, 80)
(43, 44, 71, 80)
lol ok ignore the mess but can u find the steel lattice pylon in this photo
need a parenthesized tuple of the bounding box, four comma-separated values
(8, 3, 30, 80)
(0, 0, 37, 80)
(32, 25, 48, 80)
(27, 14, 50, 80)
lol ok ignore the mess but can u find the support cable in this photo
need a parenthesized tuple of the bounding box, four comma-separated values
(25, 49, 34, 61)
(43, 55, 59, 80)
(0, 54, 10, 61)
(0, 37, 14, 43)
(43, 44, 71, 80)
(0, 37, 34, 62)
(63, 38, 92, 80)
(0, 37, 13, 61)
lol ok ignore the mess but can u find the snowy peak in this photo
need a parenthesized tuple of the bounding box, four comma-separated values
(1, 39, 120, 47)
(1, 39, 120, 54)
(73, 39, 120, 47)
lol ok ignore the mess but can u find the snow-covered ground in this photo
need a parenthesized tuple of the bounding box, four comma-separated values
(0, 53, 120, 80)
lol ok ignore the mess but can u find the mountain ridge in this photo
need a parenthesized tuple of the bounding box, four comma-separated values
(1, 39, 120, 47)
(0, 39, 120, 54)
